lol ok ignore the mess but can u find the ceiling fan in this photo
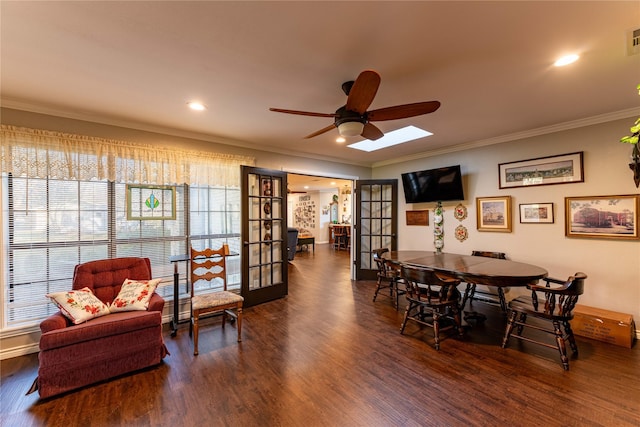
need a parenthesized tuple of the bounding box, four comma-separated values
(269, 70, 440, 141)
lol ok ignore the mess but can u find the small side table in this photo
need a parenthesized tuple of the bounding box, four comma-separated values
(168, 254, 190, 337)
(297, 236, 315, 252)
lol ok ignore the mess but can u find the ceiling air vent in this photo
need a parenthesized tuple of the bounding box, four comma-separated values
(627, 28, 640, 56)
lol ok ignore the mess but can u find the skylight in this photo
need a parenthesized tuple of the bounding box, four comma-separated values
(347, 126, 433, 152)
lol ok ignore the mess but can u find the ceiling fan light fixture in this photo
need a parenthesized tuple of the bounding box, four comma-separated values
(337, 121, 364, 137)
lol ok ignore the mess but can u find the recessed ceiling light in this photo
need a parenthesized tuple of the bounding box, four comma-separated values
(336, 136, 346, 143)
(554, 54, 579, 67)
(347, 126, 433, 152)
(188, 101, 207, 111)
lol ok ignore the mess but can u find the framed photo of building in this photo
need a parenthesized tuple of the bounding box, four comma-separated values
(476, 196, 512, 232)
(498, 152, 584, 189)
(519, 203, 554, 224)
(565, 195, 639, 240)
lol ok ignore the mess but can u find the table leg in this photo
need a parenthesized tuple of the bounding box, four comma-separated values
(171, 262, 179, 337)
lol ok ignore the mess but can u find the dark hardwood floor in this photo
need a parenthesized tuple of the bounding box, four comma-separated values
(2, 244, 639, 426)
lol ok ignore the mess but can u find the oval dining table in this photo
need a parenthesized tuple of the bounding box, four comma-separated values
(383, 251, 548, 288)
(382, 251, 548, 317)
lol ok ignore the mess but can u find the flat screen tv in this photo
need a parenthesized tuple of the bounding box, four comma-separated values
(401, 165, 464, 203)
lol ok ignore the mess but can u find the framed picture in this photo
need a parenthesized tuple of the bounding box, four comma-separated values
(519, 203, 554, 224)
(476, 196, 512, 232)
(565, 195, 639, 240)
(126, 184, 176, 220)
(261, 178, 272, 196)
(498, 151, 584, 189)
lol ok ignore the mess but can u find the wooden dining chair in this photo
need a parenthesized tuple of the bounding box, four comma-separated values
(501, 272, 587, 370)
(400, 265, 464, 350)
(190, 245, 244, 355)
(372, 248, 404, 309)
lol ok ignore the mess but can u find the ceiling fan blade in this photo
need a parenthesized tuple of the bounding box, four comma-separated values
(361, 123, 384, 140)
(270, 108, 337, 118)
(304, 123, 336, 139)
(367, 101, 441, 121)
(345, 70, 381, 114)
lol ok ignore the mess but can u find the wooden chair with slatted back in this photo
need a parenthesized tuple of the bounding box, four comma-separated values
(372, 248, 404, 309)
(190, 244, 244, 355)
(502, 272, 586, 370)
(400, 265, 464, 350)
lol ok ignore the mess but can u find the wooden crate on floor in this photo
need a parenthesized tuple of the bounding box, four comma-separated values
(572, 304, 636, 348)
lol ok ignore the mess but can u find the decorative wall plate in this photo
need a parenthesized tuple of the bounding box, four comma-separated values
(263, 201, 271, 215)
(455, 224, 468, 241)
(454, 203, 467, 221)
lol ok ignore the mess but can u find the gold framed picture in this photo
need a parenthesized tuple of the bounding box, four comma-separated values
(476, 196, 512, 232)
(565, 195, 639, 240)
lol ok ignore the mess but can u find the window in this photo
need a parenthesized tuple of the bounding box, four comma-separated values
(1, 124, 254, 330)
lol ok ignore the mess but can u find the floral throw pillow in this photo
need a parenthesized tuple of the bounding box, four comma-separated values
(109, 278, 161, 312)
(46, 287, 111, 324)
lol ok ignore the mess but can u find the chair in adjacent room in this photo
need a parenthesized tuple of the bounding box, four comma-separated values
(190, 245, 244, 355)
(400, 265, 464, 350)
(460, 250, 508, 314)
(332, 226, 346, 250)
(372, 248, 404, 309)
(501, 272, 587, 370)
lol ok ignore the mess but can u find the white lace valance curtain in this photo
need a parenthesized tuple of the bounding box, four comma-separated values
(0, 125, 255, 187)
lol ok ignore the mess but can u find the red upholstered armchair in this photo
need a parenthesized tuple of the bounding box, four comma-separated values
(31, 257, 169, 398)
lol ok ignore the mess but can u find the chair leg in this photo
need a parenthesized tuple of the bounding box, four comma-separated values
(432, 312, 441, 350)
(565, 321, 578, 354)
(453, 307, 464, 336)
(236, 306, 243, 342)
(553, 320, 570, 370)
(400, 301, 414, 334)
(516, 313, 527, 335)
(193, 314, 199, 356)
(502, 310, 518, 348)
(373, 278, 382, 302)
(393, 280, 401, 310)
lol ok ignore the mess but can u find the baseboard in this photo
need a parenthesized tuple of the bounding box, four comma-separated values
(0, 342, 40, 360)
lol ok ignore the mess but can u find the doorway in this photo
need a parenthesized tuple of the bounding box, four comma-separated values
(287, 173, 354, 275)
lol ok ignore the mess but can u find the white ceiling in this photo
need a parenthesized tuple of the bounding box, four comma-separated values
(2, 1, 639, 172)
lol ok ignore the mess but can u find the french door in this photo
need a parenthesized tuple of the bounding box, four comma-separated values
(241, 166, 288, 307)
(355, 179, 398, 280)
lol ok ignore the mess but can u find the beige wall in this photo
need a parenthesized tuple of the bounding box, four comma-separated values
(373, 117, 640, 324)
